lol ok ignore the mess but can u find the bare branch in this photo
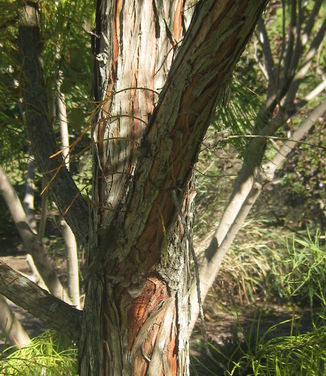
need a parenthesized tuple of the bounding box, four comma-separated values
(276, 0, 286, 83)
(189, 96, 326, 333)
(302, 0, 323, 44)
(257, 17, 275, 91)
(0, 294, 30, 348)
(290, 0, 304, 74)
(285, 17, 326, 105)
(56, 69, 80, 309)
(0, 261, 82, 343)
(189, 183, 262, 331)
(264, 96, 326, 180)
(190, 93, 326, 330)
(304, 79, 326, 102)
(0, 165, 70, 302)
(253, 38, 269, 80)
(283, 0, 296, 79)
(303, 17, 326, 65)
(18, 3, 89, 246)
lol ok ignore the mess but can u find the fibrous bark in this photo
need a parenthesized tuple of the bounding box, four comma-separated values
(6, 0, 269, 374)
(0, 261, 81, 342)
(80, 1, 268, 375)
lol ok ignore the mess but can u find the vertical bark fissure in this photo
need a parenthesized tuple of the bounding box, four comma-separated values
(80, 1, 268, 374)
(81, 1, 188, 374)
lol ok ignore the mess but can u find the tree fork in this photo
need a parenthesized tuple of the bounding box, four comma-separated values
(80, 1, 268, 375)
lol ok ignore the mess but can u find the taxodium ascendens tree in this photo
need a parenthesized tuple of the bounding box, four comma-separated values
(0, 1, 268, 374)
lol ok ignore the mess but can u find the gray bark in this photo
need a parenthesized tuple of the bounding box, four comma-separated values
(57, 73, 81, 309)
(23, 154, 37, 231)
(0, 261, 81, 342)
(0, 165, 70, 302)
(0, 295, 30, 348)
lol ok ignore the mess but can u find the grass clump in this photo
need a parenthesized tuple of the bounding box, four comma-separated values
(0, 330, 77, 375)
(272, 230, 326, 308)
(191, 319, 326, 376)
(227, 325, 326, 376)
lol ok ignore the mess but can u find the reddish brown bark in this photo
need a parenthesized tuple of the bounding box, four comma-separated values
(10, 1, 268, 375)
(80, 1, 268, 375)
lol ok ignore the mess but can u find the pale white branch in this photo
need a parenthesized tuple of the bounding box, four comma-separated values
(263, 96, 326, 180)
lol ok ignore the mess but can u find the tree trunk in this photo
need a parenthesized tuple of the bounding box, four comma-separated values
(16, 1, 268, 374)
(79, 1, 268, 375)
(80, 2, 188, 373)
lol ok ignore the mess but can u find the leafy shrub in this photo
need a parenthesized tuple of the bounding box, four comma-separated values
(0, 331, 77, 376)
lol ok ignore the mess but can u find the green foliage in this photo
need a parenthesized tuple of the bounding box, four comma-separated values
(0, 1, 26, 162)
(271, 230, 326, 307)
(0, 0, 93, 167)
(191, 314, 326, 376)
(225, 324, 326, 375)
(212, 76, 263, 155)
(0, 331, 77, 375)
(213, 217, 290, 306)
(278, 123, 326, 230)
(209, 226, 326, 308)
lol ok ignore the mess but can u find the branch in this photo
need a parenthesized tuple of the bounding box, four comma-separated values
(57, 72, 80, 309)
(18, 3, 89, 246)
(108, 0, 269, 279)
(253, 38, 269, 80)
(189, 96, 326, 333)
(257, 17, 275, 91)
(284, 17, 326, 105)
(264, 96, 326, 180)
(289, 0, 304, 76)
(0, 261, 82, 343)
(304, 79, 326, 102)
(283, 0, 296, 79)
(0, 294, 30, 348)
(276, 0, 286, 83)
(0, 165, 70, 302)
(302, 0, 323, 44)
(189, 183, 262, 331)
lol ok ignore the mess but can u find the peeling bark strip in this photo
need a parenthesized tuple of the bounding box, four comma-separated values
(80, 1, 268, 375)
(18, 3, 89, 246)
(126, 276, 177, 375)
(0, 261, 82, 342)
